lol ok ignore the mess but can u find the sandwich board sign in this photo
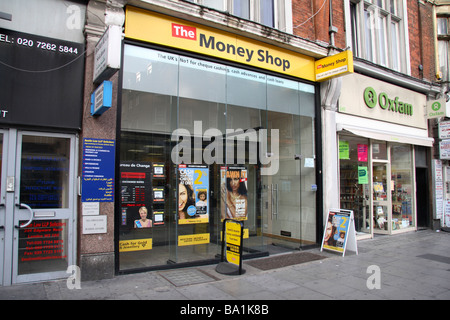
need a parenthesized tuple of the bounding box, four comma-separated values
(321, 209, 358, 256)
(216, 219, 245, 275)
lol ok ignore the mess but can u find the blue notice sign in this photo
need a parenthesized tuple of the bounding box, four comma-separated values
(82, 138, 115, 202)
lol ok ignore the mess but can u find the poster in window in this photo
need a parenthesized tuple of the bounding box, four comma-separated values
(119, 161, 153, 228)
(357, 144, 368, 162)
(220, 166, 248, 221)
(339, 140, 350, 160)
(178, 164, 209, 224)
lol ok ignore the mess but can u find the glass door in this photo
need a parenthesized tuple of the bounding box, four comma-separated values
(373, 162, 390, 233)
(261, 77, 317, 249)
(262, 110, 302, 249)
(0, 130, 77, 285)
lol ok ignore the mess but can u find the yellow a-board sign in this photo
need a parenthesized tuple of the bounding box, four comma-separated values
(225, 220, 242, 266)
(315, 50, 353, 81)
(216, 219, 245, 275)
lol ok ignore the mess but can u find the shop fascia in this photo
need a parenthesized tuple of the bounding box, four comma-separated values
(125, 7, 316, 81)
(363, 87, 413, 116)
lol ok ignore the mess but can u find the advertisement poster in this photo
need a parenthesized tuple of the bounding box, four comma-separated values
(178, 165, 209, 224)
(339, 140, 349, 160)
(357, 144, 368, 162)
(321, 209, 358, 256)
(119, 161, 153, 228)
(220, 166, 248, 221)
(358, 166, 368, 184)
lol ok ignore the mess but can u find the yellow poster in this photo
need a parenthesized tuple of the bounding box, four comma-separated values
(178, 233, 210, 246)
(119, 238, 152, 252)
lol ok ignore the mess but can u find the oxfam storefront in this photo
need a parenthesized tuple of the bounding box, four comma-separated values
(116, 7, 321, 272)
(336, 73, 433, 239)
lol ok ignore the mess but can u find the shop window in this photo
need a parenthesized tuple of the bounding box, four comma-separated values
(339, 135, 371, 235)
(350, 0, 406, 73)
(119, 45, 317, 271)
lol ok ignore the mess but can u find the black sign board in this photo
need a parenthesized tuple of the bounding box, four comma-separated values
(0, 28, 84, 129)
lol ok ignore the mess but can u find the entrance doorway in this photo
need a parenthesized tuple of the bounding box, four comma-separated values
(0, 129, 77, 285)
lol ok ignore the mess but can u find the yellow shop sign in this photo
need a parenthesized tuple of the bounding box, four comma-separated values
(125, 6, 315, 81)
(315, 50, 353, 81)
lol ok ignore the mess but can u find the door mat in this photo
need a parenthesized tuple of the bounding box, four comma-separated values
(159, 268, 219, 287)
(245, 252, 327, 271)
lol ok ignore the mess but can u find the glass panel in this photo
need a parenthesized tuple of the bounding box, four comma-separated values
(339, 135, 371, 235)
(372, 140, 387, 160)
(391, 21, 400, 71)
(374, 205, 389, 230)
(233, 0, 250, 19)
(364, 8, 374, 61)
(176, 54, 227, 263)
(203, 0, 225, 11)
(389, 0, 396, 15)
(391, 143, 414, 230)
(18, 219, 68, 275)
(260, 0, 274, 27)
(20, 136, 70, 209)
(119, 45, 178, 269)
(351, 3, 360, 57)
(373, 163, 388, 231)
(438, 40, 449, 82)
(437, 18, 448, 36)
(377, 15, 387, 66)
(226, 68, 266, 253)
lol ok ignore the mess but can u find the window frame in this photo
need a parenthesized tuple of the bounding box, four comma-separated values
(184, 0, 291, 32)
(437, 16, 450, 82)
(350, 0, 407, 73)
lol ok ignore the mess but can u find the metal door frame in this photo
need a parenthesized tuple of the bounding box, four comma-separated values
(0, 129, 78, 286)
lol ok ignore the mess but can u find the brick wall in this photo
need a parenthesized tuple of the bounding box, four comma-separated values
(292, 0, 346, 49)
(408, 0, 436, 82)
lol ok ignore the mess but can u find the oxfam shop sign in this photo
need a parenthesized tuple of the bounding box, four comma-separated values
(363, 87, 413, 116)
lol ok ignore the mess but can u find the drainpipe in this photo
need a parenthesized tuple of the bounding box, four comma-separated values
(329, 0, 338, 49)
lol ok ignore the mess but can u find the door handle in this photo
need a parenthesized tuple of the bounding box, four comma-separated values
(273, 184, 278, 220)
(0, 204, 4, 230)
(15, 203, 34, 229)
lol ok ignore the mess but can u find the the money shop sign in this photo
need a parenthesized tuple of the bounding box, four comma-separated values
(124, 7, 315, 81)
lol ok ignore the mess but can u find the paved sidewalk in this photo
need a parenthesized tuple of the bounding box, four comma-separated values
(0, 229, 449, 302)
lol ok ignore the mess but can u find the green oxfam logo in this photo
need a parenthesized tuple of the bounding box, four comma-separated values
(364, 87, 377, 108)
(363, 87, 413, 116)
(431, 101, 441, 111)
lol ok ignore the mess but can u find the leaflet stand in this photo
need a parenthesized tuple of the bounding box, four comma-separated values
(321, 209, 358, 257)
(216, 219, 245, 275)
